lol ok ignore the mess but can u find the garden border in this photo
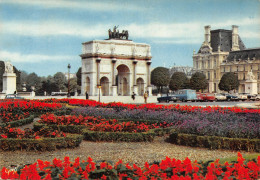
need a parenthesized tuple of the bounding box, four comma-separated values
(0, 134, 83, 151)
(0, 115, 34, 128)
(169, 131, 260, 152)
(82, 128, 156, 142)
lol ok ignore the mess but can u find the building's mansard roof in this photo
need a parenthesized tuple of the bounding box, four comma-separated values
(198, 29, 246, 53)
(226, 48, 260, 62)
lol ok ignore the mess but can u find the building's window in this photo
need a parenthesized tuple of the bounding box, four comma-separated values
(196, 61, 198, 69)
(208, 60, 210, 68)
(237, 66, 239, 71)
(258, 64, 260, 70)
(224, 67, 225, 72)
(258, 72, 260, 80)
(214, 59, 217, 67)
(244, 65, 245, 71)
(243, 73, 245, 80)
(251, 65, 253, 70)
(208, 71, 210, 80)
(214, 70, 216, 78)
(202, 61, 204, 69)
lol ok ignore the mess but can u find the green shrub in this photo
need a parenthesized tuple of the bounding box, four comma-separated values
(169, 131, 260, 152)
(0, 115, 34, 128)
(0, 134, 83, 151)
(82, 129, 156, 142)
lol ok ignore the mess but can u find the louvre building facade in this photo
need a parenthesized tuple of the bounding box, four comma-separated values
(193, 25, 260, 93)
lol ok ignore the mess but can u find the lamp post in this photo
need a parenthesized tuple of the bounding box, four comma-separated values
(67, 64, 71, 97)
(98, 85, 101, 102)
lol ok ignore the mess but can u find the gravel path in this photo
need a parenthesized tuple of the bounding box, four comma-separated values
(0, 136, 256, 169)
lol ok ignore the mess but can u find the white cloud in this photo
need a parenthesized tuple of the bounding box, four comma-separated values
(0, 0, 142, 11)
(1, 18, 259, 45)
(0, 50, 75, 63)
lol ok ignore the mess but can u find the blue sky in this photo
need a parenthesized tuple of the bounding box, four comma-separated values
(0, 0, 259, 76)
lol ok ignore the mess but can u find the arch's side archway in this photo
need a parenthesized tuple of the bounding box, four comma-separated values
(117, 64, 130, 96)
(136, 77, 144, 95)
(100, 76, 109, 96)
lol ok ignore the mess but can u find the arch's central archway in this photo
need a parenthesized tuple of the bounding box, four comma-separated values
(117, 64, 130, 96)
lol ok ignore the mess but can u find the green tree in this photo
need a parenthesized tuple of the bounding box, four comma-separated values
(190, 72, 208, 92)
(218, 72, 239, 92)
(25, 72, 41, 92)
(76, 67, 81, 86)
(151, 67, 170, 93)
(53, 72, 66, 91)
(169, 72, 190, 91)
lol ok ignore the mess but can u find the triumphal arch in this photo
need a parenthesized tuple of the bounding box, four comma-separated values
(80, 26, 152, 96)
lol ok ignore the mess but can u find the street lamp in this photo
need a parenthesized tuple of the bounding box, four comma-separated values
(67, 64, 71, 97)
(98, 85, 101, 102)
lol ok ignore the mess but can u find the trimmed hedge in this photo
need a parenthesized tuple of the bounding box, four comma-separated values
(82, 129, 156, 142)
(34, 122, 86, 134)
(0, 115, 34, 128)
(0, 134, 83, 151)
(169, 131, 260, 152)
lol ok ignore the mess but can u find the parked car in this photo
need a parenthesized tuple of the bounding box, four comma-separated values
(214, 93, 227, 101)
(200, 93, 215, 102)
(249, 94, 260, 101)
(236, 93, 248, 101)
(196, 92, 203, 102)
(5, 94, 24, 99)
(221, 93, 238, 101)
(157, 94, 178, 103)
(175, 89, 197, 102)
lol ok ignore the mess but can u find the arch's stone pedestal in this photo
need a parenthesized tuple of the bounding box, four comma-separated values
(80, 39, 152, 96)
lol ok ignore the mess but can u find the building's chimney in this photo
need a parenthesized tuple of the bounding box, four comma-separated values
(231, 25, 239, 51)
(204, 25, 211, 44)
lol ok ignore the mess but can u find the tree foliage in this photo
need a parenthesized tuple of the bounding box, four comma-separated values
(76, 67, 81, 86)
(219, 72, 239, 92)
(190, 72, 208, 92)
(151, 67, 170, 93)
(169, 72, 190, 91)
(53, 72, 66, 91)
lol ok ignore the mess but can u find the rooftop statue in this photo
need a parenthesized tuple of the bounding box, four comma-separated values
(4, 61, 14, 73)
(108, 26, 129, 40)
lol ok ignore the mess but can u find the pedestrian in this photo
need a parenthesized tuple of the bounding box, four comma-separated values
(131, 92, 136, 101)
(85, 91, 89, 100)
(144, 91, 148, 103)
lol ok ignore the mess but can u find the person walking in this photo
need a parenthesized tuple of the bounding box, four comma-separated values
(85, 91, 89, 100)
(143, 91, 148, 103)
(131, 92, 136, 101)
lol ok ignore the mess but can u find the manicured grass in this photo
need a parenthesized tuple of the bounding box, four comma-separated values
(211, 153, 260, 164)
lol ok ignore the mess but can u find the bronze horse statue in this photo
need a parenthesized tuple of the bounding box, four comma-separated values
(108, 27, 128, 40)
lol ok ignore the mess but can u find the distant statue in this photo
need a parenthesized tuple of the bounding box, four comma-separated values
(5, 61, 13, 73)
(246, 70, 255, 80)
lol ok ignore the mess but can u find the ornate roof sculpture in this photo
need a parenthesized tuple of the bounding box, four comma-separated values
(108, 26, 129, 40)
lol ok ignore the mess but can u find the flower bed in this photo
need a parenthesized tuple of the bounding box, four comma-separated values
(73, 107, 260, 139)
(0, 100, 62, 124)
(1, 153, 259, 179)
(45, 98, 260, 113)
(38, 114, 173, 133)
(0, 126, 83, 151)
